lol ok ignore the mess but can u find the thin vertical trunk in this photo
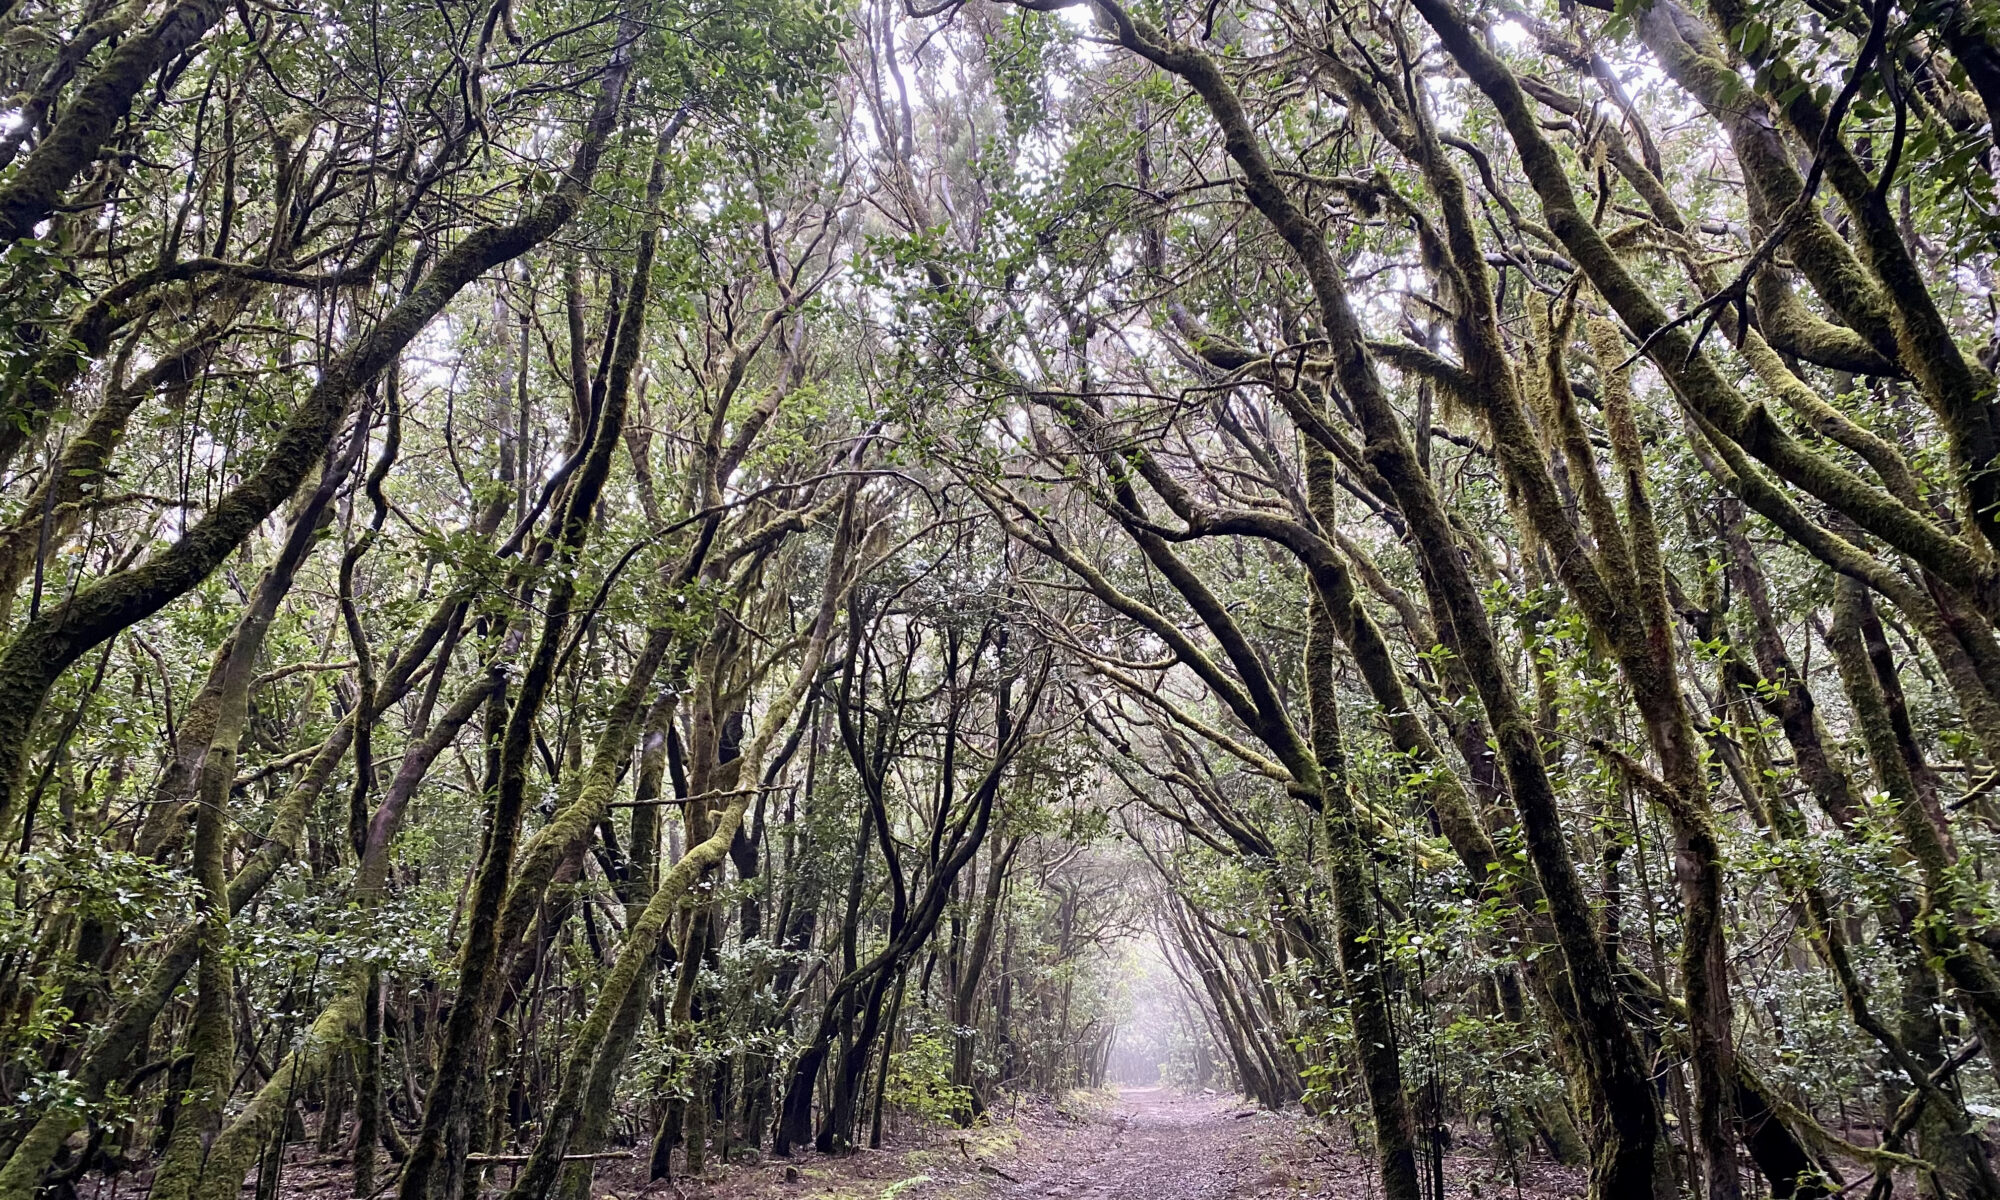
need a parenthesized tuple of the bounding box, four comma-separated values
(353, 968, 383, 1198)
(867, 968, 907, 1149)
(951, 836, 1016, 1123)
(1304, 592, 1421, 1200)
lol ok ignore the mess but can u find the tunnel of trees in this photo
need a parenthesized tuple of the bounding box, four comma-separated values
(9, 0, 2000, 1193)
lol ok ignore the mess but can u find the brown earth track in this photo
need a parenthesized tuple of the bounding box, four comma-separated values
(978, 1088, 1579, 1200)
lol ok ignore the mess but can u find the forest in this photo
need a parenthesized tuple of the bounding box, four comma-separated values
(6, 0, 2000, 1191)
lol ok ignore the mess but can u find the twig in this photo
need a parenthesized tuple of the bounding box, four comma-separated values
(1619, 0, 1895, 369)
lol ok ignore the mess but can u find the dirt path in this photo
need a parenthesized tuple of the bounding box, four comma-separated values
(965, 1088, 1579, 1200)
(987, 1089, 1300, 1200)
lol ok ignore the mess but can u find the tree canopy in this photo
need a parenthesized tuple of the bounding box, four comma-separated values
(6, 0, 2000, 1194)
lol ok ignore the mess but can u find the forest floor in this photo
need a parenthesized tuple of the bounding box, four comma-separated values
(546, 1087, 1587, 1200)
(241, 1089, 1584, 1200)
